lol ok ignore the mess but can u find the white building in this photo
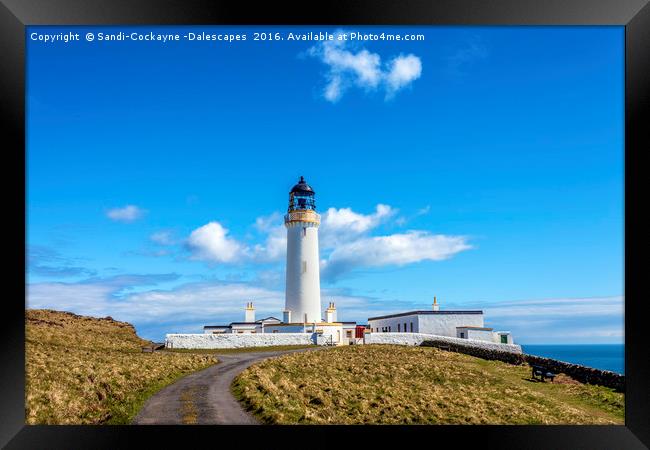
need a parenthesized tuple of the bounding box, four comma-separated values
(368, 297, 513, 344)
(454, 326, 514, 344)
(456, 326, 493, 341)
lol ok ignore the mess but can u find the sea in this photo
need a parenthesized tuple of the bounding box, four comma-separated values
(520, 344, 624, 374)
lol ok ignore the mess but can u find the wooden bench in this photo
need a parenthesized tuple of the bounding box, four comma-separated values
(531, 364, 556, 382)
(141, 342, 166, 353)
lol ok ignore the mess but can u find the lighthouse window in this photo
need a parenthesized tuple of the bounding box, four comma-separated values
(290, 193, 316, 211)
(302, 261, 307, 273)
(302, 227, 306, 237)
(397, 323, 401, 332)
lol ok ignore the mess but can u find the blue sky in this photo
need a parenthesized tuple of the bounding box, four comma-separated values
(26, 26, 624, 344)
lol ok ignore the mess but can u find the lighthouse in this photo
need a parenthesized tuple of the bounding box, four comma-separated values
(284, 176, 322, 323)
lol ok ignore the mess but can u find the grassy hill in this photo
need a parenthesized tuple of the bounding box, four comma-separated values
(26, 309, 215, 424)
(232, 345, 624, 424)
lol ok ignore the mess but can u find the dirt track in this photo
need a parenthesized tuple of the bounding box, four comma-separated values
(133, 348, 319, 425)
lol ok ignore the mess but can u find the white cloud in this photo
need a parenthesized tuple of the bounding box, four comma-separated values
(184, 205, 470, 279)
(185, 205, 396, 265)
(150, 230, 175, 246)
(322, 204, 394, 234)
(254, 212, 283, 233)
(324, 74, 342, 102)
(309, 33, 422, 102)
(321, 231, 472, 281)
(386, 54, 422, 96)
(320, 204, 395, 247)
(252, 213, 288, 262)
(106, 205, 145, 223)
(186, 222, 243, 263)
(252, 225, 287, 262)
(186, 214, 288, 264)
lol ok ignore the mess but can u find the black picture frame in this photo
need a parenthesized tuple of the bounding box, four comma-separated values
(2, 0, 648, 448)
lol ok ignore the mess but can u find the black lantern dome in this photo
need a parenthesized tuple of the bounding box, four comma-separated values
(288, 176, 316, 212)
(290, 176, 314, 194)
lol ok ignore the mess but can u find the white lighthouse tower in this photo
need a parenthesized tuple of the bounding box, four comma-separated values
(284, 176, 322, 323)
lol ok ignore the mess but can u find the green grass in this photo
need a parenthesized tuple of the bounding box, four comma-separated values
(233, 345, 624, 425)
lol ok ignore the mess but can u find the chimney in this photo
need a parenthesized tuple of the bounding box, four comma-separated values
(325, 302, 337, 323)
(432, 296, 439, 311)
(283, 309, 292, 323)
(245, 302, 255, 323)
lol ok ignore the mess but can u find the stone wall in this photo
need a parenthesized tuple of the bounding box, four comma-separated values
(523, 354, 624, 392)
(366, 332, 523, 354)
(418, 336, 526, 363)
(165, 333, 314, 349)
(418, 337, 624, 392)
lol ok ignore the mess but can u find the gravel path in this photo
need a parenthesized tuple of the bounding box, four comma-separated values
(133, 347, 320, 425)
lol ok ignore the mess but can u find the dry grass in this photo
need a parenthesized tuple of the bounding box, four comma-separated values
(26, 309, 216, 424)
(233, 345, 624, 425)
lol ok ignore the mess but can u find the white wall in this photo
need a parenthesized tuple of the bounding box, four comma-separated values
(165, 333, 314, 349)
(369, 314, 419, 333)
(418, 314, 484, 336)
(465, 328, 494, 342)
(366, 332, 522, 353)
(285, 221, 322, 323)
(318, 324, 343, 344)
(369, 313, 484, 337)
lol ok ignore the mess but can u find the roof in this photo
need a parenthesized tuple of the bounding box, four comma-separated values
(290, 176, 315, 194)
(203, 325, 230, 329)
(255, 316, 281, 323)
(367, 310, 483, 321)
(456, 326, 493, 331)
(265, 322, 343, 327)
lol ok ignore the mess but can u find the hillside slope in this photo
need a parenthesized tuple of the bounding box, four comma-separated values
(233, 345, 624, 424)
(26, 309, 215, 424)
